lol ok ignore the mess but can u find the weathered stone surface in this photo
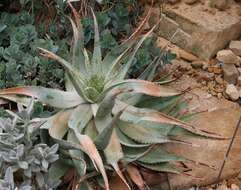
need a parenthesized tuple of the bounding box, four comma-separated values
(151, 1, 241, 59)
(217, 184, 230, 190)
(169, 74, 238, 112)
(156, 36, 199, 61)
(191, 60, 204, 69)
(236, 57, 241, 67)
(231, 184, 239, 190)
(238, 68, 241, 75)
(210, 0, 228, 11)
(184, 0, 199, 5)
(229, 41, 241, 56)
(225, 84, 239, 101)
(222, 63, 239, 84)
(197, 71, 214, 82)
(215, 75, 224, 85)
(238, 76, 241, 86)
(167, 0, 180, 4)
(160, 107, 241, 189)
(217, 50, 240, 64)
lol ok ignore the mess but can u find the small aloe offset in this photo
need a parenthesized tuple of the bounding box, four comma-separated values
(0, 2, 223, 189)
(0, 102, 60, 190)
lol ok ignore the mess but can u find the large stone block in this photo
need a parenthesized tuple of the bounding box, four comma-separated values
(151, 2, 241, 59)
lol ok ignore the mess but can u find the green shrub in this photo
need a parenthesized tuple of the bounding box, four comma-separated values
(0, 11, 67, 89)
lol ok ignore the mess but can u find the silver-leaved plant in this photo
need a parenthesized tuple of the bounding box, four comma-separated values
(0, 102, 60, 190)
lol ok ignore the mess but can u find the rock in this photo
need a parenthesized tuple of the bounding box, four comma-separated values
(217, 50, 240, 64)
(184, 0, 198, 5)
(151, 2, 241, 59)
(202, 62, 209, 71)
(237, 7, 241, 16)
(222, 63, 239, 84)
(208, 66, 222, 74)
(239, 89, 241, 98)
(215, 75, 224, 85)
(235, 57, 241, 67)
(191, 60, 204, 69)
(238, 172, 241, 180)
(229, 41, 241, 56)
(231, 184, 239, 190)
(225, 84, 239, 101)
(178, 49, 199, 62)
(237, 76, 241, 86)
(217, 93, 222, 99)
(217, 184, 229, 190)
(213, 67, 223, 74)
(238, 68, 241, 75)
(210, 0, 228, 11)
(227, 179, 241, 188)
(197, 71, 215, 82)
(167, 0, 180, 4)
(156, 37, 198, 62)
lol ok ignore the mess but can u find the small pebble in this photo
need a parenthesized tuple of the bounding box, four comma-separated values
(231, 184, 239, 190)
(225, 84, 239, 101)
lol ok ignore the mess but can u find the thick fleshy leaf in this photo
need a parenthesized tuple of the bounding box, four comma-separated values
(68, 130, 87, 176)
(117, 24, 158, 80)
(84, 120, 98, 140)
(68, 104, 93, 133)
(90, 8, 102, 66)
(0, 86, 83, 108)
(115, 100, 224, 139)
(101, 79, 180, 103)
(123, 146, 187, 164)
(126, 165, 145, 190)
(40, 110, 85, 150)
(48, 160, 70, 181)
(104, 130, 130, 190)
(121, 79, 180, 97)
(116, 127, 150, 148)
(134, 95, 181, 112)
(38, 48, 81, 77)
(138, 162, 182, 174)
(45, 110, 73, 138)
(68, 18, 85, 71)
(38, 48, 89, 101)
(95, 89, 124, 129)
(104, 46, 132, 83)
(0, 94, 32, 106)
(95, 102, 129, 188)
(71, 129, 109, 190)
(102, 10, 151, 74)
(139, 111, 223, 139)
(83, 48, 91, 71)
(138, 57, 159, 81)
(117, 120, 171, 144)
(94, 110, 123, 150)
(67, 1, 85, 71)
(67, 72, 92, 102)
(68, 107, 109, 190)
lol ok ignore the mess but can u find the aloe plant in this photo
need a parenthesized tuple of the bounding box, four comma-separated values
(0, 2, 222, 190)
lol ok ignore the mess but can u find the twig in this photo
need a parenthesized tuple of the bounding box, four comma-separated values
(217, 116, 241, 181)
(167, 174, 173, 190)
(75, 171, 99, 190)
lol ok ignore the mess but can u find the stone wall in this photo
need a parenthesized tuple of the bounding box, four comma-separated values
(150, 0, 241, 59)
